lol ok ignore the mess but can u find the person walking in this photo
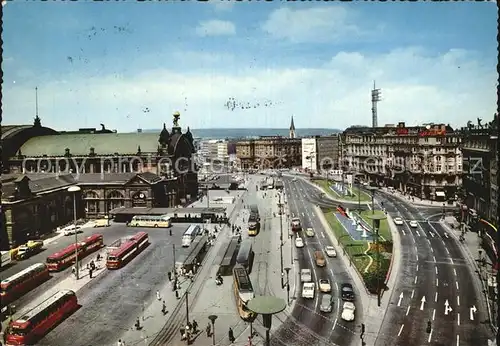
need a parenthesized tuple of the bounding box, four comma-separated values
(167, 271, 172, 281)
(192, 320, 198, 333)
(228, 327, 235, 343)
(206, 322, 211, 337)
(175, 290, 180, 299)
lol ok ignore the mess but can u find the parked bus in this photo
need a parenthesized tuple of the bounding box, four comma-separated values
(128, 215, 171, 228)
(1, 263, 50, 305)
(5, 289, 78, 345)
(233, 264, 256, 321)
(236, 239, 254, 273)
(46, 234, 104, 272)
(291, 217, 302, 232)
(181, 225, 202, 247)
(106, 232, 149, 269)
(248, 205, 260, 236)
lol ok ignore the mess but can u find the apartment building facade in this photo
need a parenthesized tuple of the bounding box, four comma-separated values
(235, 136, 302, 169)
(198, 139, 228, 163)
(341, 122, 462, 201)
(301, 135, 340, 171)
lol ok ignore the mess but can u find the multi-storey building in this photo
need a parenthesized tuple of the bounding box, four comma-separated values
(199, 139, 228, 163)
(301, 135, 340, 171)
(236, 117, 301, 169)
(341, 122, 462, 201)
(460, 115, 498, 223)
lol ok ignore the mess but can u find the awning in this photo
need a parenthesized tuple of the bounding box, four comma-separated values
(436, 191, 445, 197)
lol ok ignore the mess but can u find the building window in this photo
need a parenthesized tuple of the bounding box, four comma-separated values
(84, 191, 100, 214)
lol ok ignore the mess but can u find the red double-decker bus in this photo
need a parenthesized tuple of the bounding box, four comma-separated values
(107, 232, 149, 269)
(5, 289, 78, 345)
(46, 234, 104, 272)
(1, 263, 50, 305)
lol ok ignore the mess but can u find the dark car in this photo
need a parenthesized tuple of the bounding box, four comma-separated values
(341, 283, 355, 301)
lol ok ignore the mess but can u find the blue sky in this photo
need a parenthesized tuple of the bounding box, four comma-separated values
(2, 2, 497, 131)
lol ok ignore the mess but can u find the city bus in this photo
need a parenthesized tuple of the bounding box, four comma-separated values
(106, 232, 149, 269)
(5, 289, 78, 345)
(0, 263, 50, 305)
(128, 215, 171, 228)
(236, 239, 254, 273)
(181, 225, 202, 247)
(233, 264, 256, 321)
(46, 234, 104, 272)
(291, 217, 302, 232)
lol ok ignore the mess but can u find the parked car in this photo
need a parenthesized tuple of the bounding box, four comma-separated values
(63, 225, 82, 236)
(409, 220, 418, 228)
(319, 279, 332, 293)
(341, 283, 355, 301)
(305, 228, 315, 237)
(295, 237, 304, 248)
(320, 294, 333, 313)
(325, 246, 337, 257)
(341, 302, 356, 321)
(393, 217, 404, 225)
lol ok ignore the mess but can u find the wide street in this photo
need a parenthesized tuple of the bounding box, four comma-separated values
(270, 176, 359, 346)
(374, 191, 494, 346)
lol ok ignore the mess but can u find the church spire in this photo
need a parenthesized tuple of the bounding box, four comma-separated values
(289, 116, 296, 139)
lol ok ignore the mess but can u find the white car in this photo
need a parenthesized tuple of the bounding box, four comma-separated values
(409, 221, 418, 228)
(325, 246, 337, 258)
(295, 237, 304, 248)
(394, 217, 404, 226)
(302, 282, 315, 299)
(341, 302, 356, 321)
(63, 225, 81, 236)
(319, 279, 332, 293)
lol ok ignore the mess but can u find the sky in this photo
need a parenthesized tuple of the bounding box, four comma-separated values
(2, 2, 498, 132)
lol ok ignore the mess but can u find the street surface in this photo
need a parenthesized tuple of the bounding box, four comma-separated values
(375, 191, 493, 346)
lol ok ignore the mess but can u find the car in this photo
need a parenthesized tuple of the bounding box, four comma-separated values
(302, 282, 315, 299)
(341, 302, 356, 321)
(63, 225, 82, 236)
(341, 283, 355, 301)
(295, 237, 304, 248)
(319, 279, 332, 293)
(320, 294, 333, 313)
(300, 269, 312, 282)
(305, 228, 315, 237)
(393, 217, 404, 225)
(409, 220, 418, 228)
(325, 246, 337, 258)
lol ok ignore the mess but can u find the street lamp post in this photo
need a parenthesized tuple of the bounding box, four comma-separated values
(289, 233, 293, 266)
(208, 315, 218, 346)
(284, 267, 291, 304)
(278, 193, 284, 288)
(367, 214, 387, 307)
(68, 186, 81, 280)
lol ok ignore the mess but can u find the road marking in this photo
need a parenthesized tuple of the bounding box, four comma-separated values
(406, 306, 411, 316)
(432, 308, 436, 320)
(457, 313, 460, 326)
(416, 230, 420, 236)
(302, 212, 305, 217)
(444, 299, 453, 315)
(470, 305, 477, 320)
(428, 329, 433, 343)
(445, 248, 450, 255)
(415, 246, 418, 253)
(430, 232, 435, 238)
(453, 268, 457, 276)
(321, 232, 325, 238)
(416, 264, 419, 271)
(436, 278, 439, 287)
(435, 267, 438, 275)
(398, 324, 404, 336)
(420, 296, 426, 310)
(414, 276, 418, 284)
(456, 281, 459, 290)
(402, 230, 406, 236)
(429, 246, 433, 252)
(457, 296, 460, 306)
(398, 292, 404, 306)
(416, 254, 419, 261)
(411, 289, 415, 299)
(433, 256, 436, 262)
(333, 317, 337, 330)
(450, 257, 454, 265)
(456, 334, 459, 346)
(435, 292, 438, 302)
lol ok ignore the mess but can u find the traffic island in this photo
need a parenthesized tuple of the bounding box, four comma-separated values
(314, 179, 371, 202)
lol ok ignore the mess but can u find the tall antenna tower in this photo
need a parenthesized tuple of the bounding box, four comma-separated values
(371, 81, 382, 128)
(35, 86, 39, 117)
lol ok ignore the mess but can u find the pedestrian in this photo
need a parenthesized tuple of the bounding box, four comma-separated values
(169, 228, 172, 236)
(156, 290, 161, 301)
(175, 290, 180, 299)
(167, 271, 172, 281)
(228, 327, 234, 343)
(192, 319, 198, 333)
(162, 300, 167, 315)
(206, 322, 211, 337)
(89, 269, 93, 279)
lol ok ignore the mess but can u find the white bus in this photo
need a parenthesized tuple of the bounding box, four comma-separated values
(129, 215, 171, 228)
(181, 225, 202, 247)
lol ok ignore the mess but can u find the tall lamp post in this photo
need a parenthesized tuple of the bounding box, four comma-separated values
(68, 186, 81, 280)
(367, 213, 386, 307)
(367, 186, 377, 214)
(283, 267, 291, 304)
(208, 314, 218, 346)
(278, 193, 284, 288)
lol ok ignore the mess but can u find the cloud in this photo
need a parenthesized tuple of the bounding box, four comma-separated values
(3, 47, 496, 132)
(262, 7, 365, 43)
(211, 1, 234, 12)
(195, 19, 236, 37)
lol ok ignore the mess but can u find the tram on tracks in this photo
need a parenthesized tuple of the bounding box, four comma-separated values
(106, 232, 149, 269)
(232, 264, 256, 321)
(46, 234, 104, 272)
(5, 289, 78, 345)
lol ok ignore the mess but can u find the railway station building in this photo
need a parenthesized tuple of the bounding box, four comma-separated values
(1, 112, 199, 249)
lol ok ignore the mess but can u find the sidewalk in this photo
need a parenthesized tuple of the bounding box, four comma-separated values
(314, 204, 402, 346)
(378, 187, 458, 208)
(0, 247, 108, 336)
(440, 217, 498, 333)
